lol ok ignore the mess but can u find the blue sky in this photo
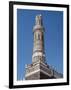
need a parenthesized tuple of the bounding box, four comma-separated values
(17, 9, 63, 80)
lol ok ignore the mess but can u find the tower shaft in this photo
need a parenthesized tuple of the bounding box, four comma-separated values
(32, 15, 45, 64)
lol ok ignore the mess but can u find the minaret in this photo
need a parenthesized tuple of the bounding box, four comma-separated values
(25, 15, 63, 80)
(32, 15, 46, 64)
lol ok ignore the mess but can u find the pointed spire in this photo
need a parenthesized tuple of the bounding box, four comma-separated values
(33, 14, 44, 32)
(35, 14, 42, 25)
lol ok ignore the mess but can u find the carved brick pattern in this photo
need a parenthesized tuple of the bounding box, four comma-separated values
(32, 56, 45, 63)
(40, 64, 52, 75)
(25, 64, 39, 74)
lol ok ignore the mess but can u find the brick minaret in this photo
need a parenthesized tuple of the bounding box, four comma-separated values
(32, 15, 46, 64)
(25, 15, 63, 80)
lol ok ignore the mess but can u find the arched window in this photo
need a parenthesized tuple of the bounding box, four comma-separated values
(38, 33, 40, 40)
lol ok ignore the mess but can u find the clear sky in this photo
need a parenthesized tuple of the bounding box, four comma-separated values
(17, 9, 63, 80)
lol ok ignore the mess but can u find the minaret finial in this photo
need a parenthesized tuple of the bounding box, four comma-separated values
(35, 14, 42, 25)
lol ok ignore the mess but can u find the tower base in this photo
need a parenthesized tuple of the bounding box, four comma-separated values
(25, 62, 62, 80)
(25, 71, 55, 80)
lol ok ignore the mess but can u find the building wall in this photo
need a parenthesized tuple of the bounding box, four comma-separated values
(25, 71, 55, 80)
(25, 71, 40, 80)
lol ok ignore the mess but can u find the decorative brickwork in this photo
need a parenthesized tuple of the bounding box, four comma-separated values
(25, 15, 63, 80)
